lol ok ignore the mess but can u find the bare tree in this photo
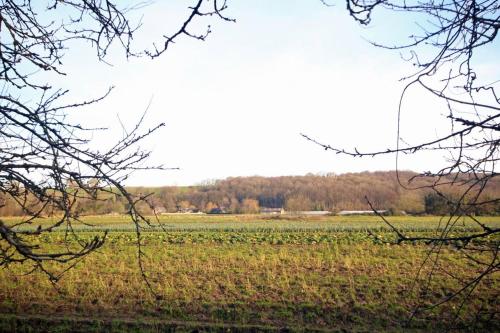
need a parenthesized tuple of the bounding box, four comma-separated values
(305, 0, 500, 327)
(0, 0, 231, 281)
(2, 0, 497, 326)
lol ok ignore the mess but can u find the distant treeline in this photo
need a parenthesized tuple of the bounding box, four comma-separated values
(2, 171, 500, 216)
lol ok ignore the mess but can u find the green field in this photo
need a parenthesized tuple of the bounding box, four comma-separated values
(1, 215, 499, 332)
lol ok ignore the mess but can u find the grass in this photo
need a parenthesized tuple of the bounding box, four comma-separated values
(0, 215, 499, 332)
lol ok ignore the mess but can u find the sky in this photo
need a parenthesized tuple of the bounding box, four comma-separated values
(42, 0, 500, 186)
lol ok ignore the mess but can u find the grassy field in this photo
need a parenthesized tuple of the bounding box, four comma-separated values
(0, 215, 499, 332)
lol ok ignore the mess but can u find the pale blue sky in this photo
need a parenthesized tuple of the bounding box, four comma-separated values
(42, 1, 499, 186)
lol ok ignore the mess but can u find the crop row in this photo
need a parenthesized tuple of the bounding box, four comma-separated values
(36, 230, 497, 246)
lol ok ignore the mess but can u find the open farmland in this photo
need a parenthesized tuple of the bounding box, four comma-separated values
(1, 215, 499, 332)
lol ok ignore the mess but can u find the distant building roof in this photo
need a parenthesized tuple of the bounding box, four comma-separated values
(286, 211, 331, 216)
(338, 210, 387, 215)
(260, 207, 284, 214)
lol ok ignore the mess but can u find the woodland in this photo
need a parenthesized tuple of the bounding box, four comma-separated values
(3, 171, 499, 216)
